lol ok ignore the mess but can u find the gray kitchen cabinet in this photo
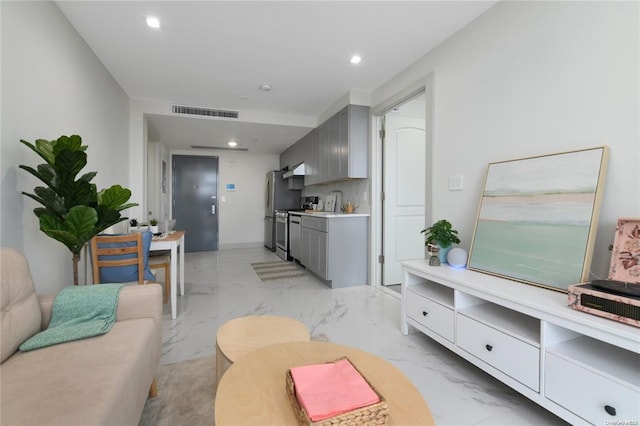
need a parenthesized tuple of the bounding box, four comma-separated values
(279, 146, 291, 170)
(301, 225, 327, 278)
(300, 214, 368, 288)
(321, 114, 338, 181)
(283, 104, 369, 186)
(289, 138, 305, 169)
(280, 137, 305, 171)
(304, 128, 319, 186)
(335, 104, 368, 180)
(316, 121, 327, 185)
(310, 104, 369, 185)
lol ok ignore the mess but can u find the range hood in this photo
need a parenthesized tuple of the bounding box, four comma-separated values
(283, 163, 306, 178)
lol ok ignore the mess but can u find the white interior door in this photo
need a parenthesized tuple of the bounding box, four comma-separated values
(383, 110, 425, 285)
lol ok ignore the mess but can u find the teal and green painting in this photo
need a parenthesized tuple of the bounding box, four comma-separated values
(469, 148, 607, 290)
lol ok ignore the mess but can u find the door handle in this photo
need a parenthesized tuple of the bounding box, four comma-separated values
(211, 205, 216, 215)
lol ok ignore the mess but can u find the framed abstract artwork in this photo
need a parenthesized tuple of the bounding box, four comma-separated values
(468, 147, 609, 292)
(162, 160, 167, 194)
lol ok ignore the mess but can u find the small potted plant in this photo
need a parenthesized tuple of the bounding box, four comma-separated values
(420, 219, 461, 264)
(149, 218, 159, 234)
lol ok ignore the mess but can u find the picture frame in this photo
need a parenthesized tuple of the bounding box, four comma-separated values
(468, 147, 609, 292)
(609, 218, 640, 283)
(161, 160, 167, 194)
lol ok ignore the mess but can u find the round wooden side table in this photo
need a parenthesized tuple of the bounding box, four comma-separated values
(215, 315, 310, 387)
(215, 341, 435, 426)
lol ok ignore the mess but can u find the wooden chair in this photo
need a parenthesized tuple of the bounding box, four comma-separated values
(91, 233, 171, 303)
(149, 253, 171, 304)
(91, 233, 146, 284)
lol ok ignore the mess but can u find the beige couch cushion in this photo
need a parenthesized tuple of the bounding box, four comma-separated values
(1, 248, 42, 363)
(1, 317, 161, 426)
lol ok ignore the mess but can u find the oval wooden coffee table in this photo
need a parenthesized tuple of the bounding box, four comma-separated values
(215, 315, 310, 387)
(215, 341, 435, 426)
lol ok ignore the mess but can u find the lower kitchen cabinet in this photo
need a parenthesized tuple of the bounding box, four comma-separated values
(300, 214, 368, 288)
(301, 220, 327, 278)
(401, 261, 640, 425)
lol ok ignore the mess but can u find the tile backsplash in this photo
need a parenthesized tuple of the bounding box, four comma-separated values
(303, 179, 370, 213)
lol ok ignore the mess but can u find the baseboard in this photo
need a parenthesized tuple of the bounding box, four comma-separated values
(218, 241, 264, 250)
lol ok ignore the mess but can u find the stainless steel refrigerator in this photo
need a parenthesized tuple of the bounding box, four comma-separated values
(264, 171, 301, 251)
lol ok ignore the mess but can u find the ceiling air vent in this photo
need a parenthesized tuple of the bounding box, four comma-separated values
(172, 105, 239, 119)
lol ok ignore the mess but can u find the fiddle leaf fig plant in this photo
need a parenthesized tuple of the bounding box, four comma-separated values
(420, 219, 461, 249)
(19, 135, 137, 285)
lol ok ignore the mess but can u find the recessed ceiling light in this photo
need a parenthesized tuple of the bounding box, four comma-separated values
(258, 83, 272, 92)
(146, 16, 161, 29)
(350, 55, 362, 64)
(227, 141, 238, 147)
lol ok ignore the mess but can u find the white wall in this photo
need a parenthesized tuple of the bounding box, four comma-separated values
(1, 1, 130, 293)
(372, 1, 639, 280)
(170, 149, 279, 248)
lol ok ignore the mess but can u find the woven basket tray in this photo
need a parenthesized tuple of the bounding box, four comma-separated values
(285, 357, 389, 426)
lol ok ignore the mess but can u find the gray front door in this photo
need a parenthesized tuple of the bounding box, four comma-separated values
(172, 155, 219, 252)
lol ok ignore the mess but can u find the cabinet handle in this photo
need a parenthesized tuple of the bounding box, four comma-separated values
(485, 344, 493, 352)
(422, 311, 428, 316)
(604, 405, 617, 416)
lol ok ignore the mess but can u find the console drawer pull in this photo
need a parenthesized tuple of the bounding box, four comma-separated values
(485, 344, 493, 352)
(604, 405, 617, 416)
(422, 311, 428, 316)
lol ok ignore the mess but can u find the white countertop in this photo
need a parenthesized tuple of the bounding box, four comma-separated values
(289, 211, 370, 218)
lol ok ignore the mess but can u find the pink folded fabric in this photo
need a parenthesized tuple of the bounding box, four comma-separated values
(290, 358, 380, 422)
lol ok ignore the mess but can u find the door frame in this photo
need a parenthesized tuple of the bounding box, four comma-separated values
(370, 73, 435, 291)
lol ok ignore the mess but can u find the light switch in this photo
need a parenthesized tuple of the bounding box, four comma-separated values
(221, 196, 226, 202)
(448, 175, 463, 191)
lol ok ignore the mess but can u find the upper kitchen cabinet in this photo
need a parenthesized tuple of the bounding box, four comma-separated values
(282, 104, 370, 186)
(311, 104, 369, 185)
(318, 114, 338, 184)
(280, 134, 307, 171)
(279, 145, 292, 170)
(334, 104, 369, 181)
(304, 128, 319, 186)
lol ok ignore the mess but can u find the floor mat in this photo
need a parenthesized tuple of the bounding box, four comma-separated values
(251, 261, 307, 281)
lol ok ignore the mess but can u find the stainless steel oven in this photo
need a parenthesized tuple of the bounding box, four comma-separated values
(275, 210, 288, 260)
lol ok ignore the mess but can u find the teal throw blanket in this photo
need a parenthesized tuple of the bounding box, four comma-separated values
(20, 284, 124, 351)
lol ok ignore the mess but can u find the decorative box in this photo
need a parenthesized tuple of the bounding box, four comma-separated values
(285, 357, 389, 426)
(568, 217, 640, 327)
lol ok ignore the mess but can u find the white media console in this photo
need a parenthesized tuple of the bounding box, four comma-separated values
(401, 260, 640, 425)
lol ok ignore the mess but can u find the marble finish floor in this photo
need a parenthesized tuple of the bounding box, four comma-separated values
(160, 248, 567, 426)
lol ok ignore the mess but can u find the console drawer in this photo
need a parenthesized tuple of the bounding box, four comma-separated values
(545, 352, 640, 424)
(457, 314, 539, 391)
(406, 291, 454, 342)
